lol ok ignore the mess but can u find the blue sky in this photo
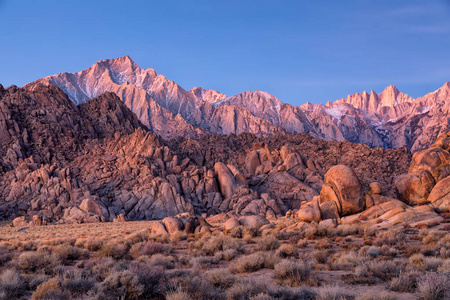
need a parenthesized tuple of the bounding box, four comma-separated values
(1, 0, 450, 105)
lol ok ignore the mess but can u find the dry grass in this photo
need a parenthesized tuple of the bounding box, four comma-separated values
(0, 219, 448, 299)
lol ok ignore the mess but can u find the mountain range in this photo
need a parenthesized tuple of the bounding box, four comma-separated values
(24, 55, 450, 151)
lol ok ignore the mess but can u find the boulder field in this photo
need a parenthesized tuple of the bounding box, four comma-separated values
(1, 84, 446, 231)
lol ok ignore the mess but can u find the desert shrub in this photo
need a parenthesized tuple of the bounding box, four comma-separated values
(336, 224, 363, 236)
(332, 251, 366, 270)
(312, 250, 330, 265)
(18, 251, 60, 274)
(126, 230, 149, 244)
(100, 270, 144, 300)
(227, 279, 264, 300)
(60, 270, 97, 297)
(191, 255, 221, 269)
(388, 270, 420, 292)
(204, 269, 235, 289)
(423, 257, 445, 271)
(91, 257, 116, 281)
(76, 238, 103, 251)
(218, 249, 239, 261)
(130, 241, 173, 258)
(379, 245, 398, 257)
(259, 251, 281, 269)
(367, 260, 403, 281)
(230, 253, 265, 273)
(316, 285, 354, 300)
(297, 239, 308, 248)
(0, 269, 26, 300)
(27, 274, 50, 291)
(422, 232, 439, 245)
(250, 293, 273, 300)
(130, 263, 166, 298)
(196, 236, 241, 256)
(273, 260, 312, 287)
(367, 246, 380, 258)
(32, 277, 67, 300)
(166, 290, 193, 300)
(305, 224, 327, 239)
(257, 236, 280, 251)
(52, 244, 88, 263)
(355, 291, 397, 300)
(267, 286, 317, 300)
(410, 253, 425, 267)
(314, 238, 332, 249)
(276, 243, 298, 258)
(170, 231, 188, 242)
(0, 247, 12, 267)
(98, 242, 129, 259)
(31, 270, 97, 299)
(149, 254, 175, 269)
(417, 272, 450, 300)
(438, 260, 450, 273)
(165, 274, 224, 300)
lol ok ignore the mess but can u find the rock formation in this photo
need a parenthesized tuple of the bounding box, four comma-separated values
(1, 84, 413, 226)
(23, 56, 450, 151)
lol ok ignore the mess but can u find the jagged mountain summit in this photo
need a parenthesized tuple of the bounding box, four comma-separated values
(25, 56, 450, 151)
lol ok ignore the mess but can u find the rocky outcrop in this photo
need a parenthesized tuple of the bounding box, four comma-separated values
(395, 131, 450, 212)
(0, 85, 413, 225)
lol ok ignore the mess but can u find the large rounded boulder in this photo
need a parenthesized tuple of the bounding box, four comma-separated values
(394, 170, 435, 205)
(427, 176, 450, 212)
(320, 165, 365, 216)
(409, 147, 450, 183)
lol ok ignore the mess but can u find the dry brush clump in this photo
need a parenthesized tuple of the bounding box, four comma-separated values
(18, 251, 61, 274)
(273, 260, 314, 287)
(230, 253, 265, 273)
(416, 272, 450, 300)
(0, 269, 26, 300)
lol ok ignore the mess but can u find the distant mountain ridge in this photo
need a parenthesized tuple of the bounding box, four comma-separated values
(24, 56, 450, 151)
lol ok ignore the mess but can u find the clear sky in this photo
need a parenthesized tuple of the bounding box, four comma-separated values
(1, 0, 450, 105)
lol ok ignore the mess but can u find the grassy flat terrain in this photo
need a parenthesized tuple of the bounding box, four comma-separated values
(0, 218, 449, 299)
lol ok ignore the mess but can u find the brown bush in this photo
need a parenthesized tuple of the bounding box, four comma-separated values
(0, 269, 26, 299)
(417, 272, 450, 300)
(275, 244, 298, 258)
(204, 269, 235, 289)
(388, 270, 420, 292)
(230, 254, 265, 273)
(257, 236, 280, 251)
(273, 260, 312, 287)
(18, 251, 60, 274)
(100, 270, 144, 300)
(130, 241, 173, 258)
(98, 242, 129, 259)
